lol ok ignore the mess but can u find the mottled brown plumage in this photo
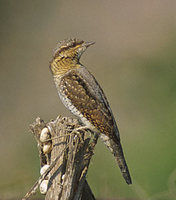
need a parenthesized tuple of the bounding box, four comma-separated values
(49, 38, 132, 184)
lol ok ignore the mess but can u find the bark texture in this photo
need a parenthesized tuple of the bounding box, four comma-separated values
(27, 115, 98, 200)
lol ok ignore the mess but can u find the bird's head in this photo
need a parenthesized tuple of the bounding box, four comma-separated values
(53, 38, 95, 60)
(50, 38, 95, 76)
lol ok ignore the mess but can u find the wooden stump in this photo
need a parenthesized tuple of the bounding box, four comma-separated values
(22, 115, 98, 200)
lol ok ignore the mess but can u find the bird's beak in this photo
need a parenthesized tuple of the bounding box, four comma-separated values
(84, 41, 95, 48)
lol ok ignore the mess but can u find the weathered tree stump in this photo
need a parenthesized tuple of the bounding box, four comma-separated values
(22, 115, 98, 200)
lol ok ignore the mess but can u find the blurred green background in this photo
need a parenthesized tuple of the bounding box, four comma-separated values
(1, 0, 176, 199)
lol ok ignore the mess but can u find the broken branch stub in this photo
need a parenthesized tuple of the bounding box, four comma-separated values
(30, 115, 98, 200)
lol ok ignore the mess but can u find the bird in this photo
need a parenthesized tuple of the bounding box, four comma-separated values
(49, 38, 132, 185)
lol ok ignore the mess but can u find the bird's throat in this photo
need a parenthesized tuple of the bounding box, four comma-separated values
(50, 56, 80, 77)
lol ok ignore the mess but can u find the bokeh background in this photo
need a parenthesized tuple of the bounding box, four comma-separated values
(1, 0, 176, 199)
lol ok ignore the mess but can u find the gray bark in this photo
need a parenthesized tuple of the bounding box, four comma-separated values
(28, 115, 98, 200)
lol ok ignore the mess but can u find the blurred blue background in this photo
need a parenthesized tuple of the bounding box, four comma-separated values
(0, 0, 176, 199)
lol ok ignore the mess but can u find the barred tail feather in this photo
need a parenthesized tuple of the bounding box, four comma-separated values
(100, 134, 132, 185)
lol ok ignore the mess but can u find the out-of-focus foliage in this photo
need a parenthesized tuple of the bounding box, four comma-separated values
(0, 1, 176, 199)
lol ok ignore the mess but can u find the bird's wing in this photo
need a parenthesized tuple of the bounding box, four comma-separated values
(59, 66, 120, 142)
(78, 66, 120, 140)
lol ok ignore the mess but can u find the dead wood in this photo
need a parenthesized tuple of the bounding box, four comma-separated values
(22, 115, 98, 200)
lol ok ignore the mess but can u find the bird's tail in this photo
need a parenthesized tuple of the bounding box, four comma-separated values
(100, 134, 132, 184)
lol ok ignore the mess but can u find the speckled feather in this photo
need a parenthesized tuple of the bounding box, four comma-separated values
(61, 70, 113, 134)
(50, 38, 132, 184)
